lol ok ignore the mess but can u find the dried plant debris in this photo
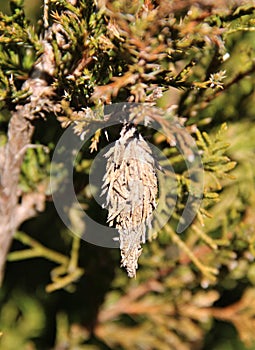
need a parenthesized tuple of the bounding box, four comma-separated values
(101, 124, 158, 277)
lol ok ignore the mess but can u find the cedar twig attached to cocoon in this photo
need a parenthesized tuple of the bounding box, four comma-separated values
(101, 124, 158, 277)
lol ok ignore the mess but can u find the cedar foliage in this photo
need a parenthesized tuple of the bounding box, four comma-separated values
(1, 0, 255, 349)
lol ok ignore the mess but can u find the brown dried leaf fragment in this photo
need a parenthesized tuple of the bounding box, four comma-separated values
(102, 124, 158, 277)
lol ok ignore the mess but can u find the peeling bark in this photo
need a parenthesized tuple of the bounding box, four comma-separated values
(0, 37, 56, 283)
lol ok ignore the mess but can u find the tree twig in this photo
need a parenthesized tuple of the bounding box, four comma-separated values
(0, 8, 56, 284)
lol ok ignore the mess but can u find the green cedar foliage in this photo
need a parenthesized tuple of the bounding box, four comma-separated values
(1, 0, 255, 349)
